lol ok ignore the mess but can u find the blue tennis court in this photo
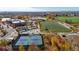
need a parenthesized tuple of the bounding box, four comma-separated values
(15, 35, 42, 45)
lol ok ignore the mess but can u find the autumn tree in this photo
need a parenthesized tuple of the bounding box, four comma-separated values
(19, 45, 25, 51)
(28, 44, 40, 51)
(0, 39, 8, 46)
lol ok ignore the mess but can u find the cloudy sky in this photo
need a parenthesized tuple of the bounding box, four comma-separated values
(0, 7, 79, 12)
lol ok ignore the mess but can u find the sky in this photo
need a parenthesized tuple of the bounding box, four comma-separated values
(0, 7, 79, 12)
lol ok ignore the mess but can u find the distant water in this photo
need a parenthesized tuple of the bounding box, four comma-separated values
(33, 7, 79, 12)
(0, 7, 79, 12)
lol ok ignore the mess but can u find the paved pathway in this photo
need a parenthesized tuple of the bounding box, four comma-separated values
(0, 23, 18, 41)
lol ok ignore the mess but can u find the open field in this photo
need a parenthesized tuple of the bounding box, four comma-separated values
(56, 16, 79, 24)
(40, 21, 71, 32)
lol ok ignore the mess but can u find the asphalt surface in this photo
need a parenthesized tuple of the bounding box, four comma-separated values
(0, 23, 18, 41)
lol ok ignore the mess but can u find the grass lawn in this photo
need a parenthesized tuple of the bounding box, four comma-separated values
(40, 21, 71, 32)
(56, 16, 79, 24)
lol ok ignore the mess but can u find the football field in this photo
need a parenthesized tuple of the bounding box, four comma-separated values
(40, 21, 71, 32)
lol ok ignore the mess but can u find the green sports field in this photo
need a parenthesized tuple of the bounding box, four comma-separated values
(40, 21, 71, 32)
(56, 16, 79, 24)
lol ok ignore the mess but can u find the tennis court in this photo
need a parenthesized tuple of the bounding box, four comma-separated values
(15, 35, 43, 45)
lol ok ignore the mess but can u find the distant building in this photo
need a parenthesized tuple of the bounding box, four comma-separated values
(1, 18, 11, 22)
(31, 17, 46, 21)
(6, 19, 26, 27)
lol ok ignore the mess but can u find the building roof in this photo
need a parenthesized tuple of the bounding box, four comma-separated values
(2, 18, 11, 21)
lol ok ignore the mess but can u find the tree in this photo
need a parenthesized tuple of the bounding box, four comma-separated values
(17, 16, 27, 20)
(46, 14, 55, 21)
(0, 39, 8, 46)
(0, 39, 8, 51)
(19, 45, 25, 51)
(28, 44, 40, 51)
(62, 41, 71, 51)
(17, 16, 23, 19)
